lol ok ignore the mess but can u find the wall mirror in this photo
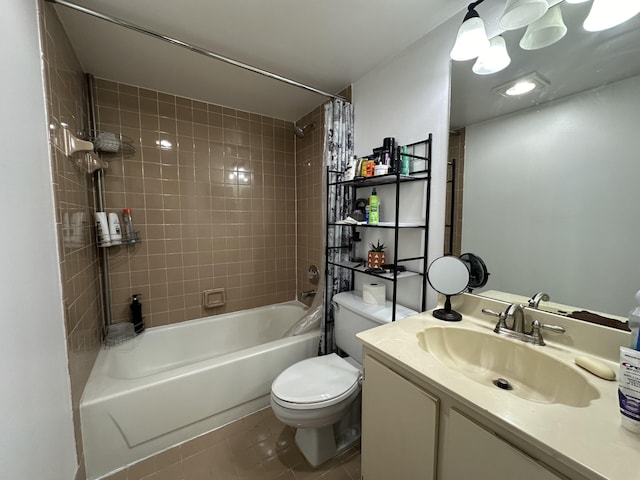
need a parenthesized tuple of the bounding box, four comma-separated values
(450, 1, 640, 319)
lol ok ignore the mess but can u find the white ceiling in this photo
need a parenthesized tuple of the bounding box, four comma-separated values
(53, 0, 470, 121)
(450, 1, 640, 128)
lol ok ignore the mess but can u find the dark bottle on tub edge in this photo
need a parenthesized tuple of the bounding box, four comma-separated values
(130, 293, 145, 334)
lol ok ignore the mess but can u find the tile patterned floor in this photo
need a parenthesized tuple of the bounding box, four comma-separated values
(102, 407, 361, 480)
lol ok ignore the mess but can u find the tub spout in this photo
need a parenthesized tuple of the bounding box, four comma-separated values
(300, 290, 316, 299)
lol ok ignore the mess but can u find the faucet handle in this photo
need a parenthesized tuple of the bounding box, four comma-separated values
(482, 308, 503, 317)
(539, 323, 565, 333)
(482, 308, 508, 333)
(531, 320, 566, 346)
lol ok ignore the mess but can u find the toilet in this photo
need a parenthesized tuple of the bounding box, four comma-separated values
(270, 291, 417, 467)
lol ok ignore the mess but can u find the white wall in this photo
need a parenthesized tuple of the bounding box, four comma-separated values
(0, 1, 77, 479)
(462, 75, 640, 317)
(352, 15, 459, 311)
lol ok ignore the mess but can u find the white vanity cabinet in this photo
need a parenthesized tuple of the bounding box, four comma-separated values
(361, 354, 439, 480)
(442, 409, 565, 480)
(362, 351, 568, 480)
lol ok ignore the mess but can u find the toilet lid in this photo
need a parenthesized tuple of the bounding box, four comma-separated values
(272, 353, 360, 406)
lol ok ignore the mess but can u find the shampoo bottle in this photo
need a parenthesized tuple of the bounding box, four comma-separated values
(368, 188, 379, 225)
(130, 294, 144, 334)
(94, 212, 111, 247)
(107, 213, 122, 245)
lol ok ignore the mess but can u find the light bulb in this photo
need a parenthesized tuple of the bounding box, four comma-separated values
(472, 36, 511, 75)
(584, 0, 640, 32)
(499, 0, 549, 31)
(450, 14, 490, 61)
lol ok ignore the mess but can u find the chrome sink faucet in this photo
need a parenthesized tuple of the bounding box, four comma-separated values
(482, 303, 565, 346)
(528, 292, 550, 309)
(507, 303, 526, 333)
(483, 303, 525, 334)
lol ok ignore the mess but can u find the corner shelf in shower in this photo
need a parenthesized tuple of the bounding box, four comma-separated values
(52, 122, 109, 173)
(97, 232, 142, 248)
(88, 130, 135, 157)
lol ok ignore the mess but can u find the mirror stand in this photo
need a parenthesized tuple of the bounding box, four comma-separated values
(433, 295, 462, 322)
(427, 255, 471, 322)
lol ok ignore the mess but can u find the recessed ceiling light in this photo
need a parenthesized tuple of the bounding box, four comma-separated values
(505, 81, 536, 96)
(492, 72, 550, 98)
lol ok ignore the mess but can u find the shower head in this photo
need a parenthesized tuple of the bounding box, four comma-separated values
(293, 122, 316, 138)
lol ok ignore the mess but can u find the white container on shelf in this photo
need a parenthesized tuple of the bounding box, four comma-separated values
(108, 213, 122, 245)
(95, 212, 111, 247)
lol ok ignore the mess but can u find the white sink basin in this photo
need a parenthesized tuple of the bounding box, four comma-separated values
(416, 326, 599, 407)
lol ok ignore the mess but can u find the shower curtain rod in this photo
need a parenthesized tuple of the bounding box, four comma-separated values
(47, 0, 346, 101)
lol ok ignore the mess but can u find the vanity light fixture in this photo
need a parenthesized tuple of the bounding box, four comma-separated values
(492, 72, 550, 98)
(450, 0, 490, 61)
(472, 35, 511, 75)
(520, 4, 567, 50)
(498, 0, 549, 31)
(583, 0, 640, 32)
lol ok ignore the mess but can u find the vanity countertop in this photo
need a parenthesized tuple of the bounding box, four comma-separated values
(357, 294, 640, 480)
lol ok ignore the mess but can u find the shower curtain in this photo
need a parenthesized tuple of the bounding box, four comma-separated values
(322, 98, 354, 354)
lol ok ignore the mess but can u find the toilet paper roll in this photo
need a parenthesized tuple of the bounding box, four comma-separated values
(363, 283, 386, 305)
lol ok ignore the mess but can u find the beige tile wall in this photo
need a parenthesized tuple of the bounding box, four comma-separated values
(295, 108, 325, 303)
(94, 80, 298, 326)
(40, 1, 103, 472)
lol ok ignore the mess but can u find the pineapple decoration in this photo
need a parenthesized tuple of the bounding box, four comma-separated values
(367, 240, 386, 268)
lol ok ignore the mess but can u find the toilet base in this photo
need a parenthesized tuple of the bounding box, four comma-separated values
(294, 394, 361, 467)
(295, 424, 361, 467)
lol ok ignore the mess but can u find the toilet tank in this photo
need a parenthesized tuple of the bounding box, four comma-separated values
(332, 291, 417, 364)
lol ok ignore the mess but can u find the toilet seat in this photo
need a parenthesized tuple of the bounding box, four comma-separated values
(271, 353, 361, 410)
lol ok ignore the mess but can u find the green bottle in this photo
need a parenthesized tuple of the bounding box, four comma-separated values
(400, 146, 410, 175)
(368, 188, 379, 225)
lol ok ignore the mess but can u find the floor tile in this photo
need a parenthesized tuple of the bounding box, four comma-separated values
(118, 407, 360, 480)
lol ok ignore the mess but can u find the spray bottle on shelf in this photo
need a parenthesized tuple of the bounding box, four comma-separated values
(122, 208, 138, 243)
(130, 294, 145, 334)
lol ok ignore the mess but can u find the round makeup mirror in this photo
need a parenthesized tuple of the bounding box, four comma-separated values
(427, 256, 470, 321)
(459, 252, 490, 292)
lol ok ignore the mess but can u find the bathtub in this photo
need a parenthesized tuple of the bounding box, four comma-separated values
(81, 301, 320, 480)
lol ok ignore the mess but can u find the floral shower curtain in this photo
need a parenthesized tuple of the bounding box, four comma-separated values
(322, 98, 354, 354)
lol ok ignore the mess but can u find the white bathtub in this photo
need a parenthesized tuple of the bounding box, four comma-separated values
(81, 301, 320, 480)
